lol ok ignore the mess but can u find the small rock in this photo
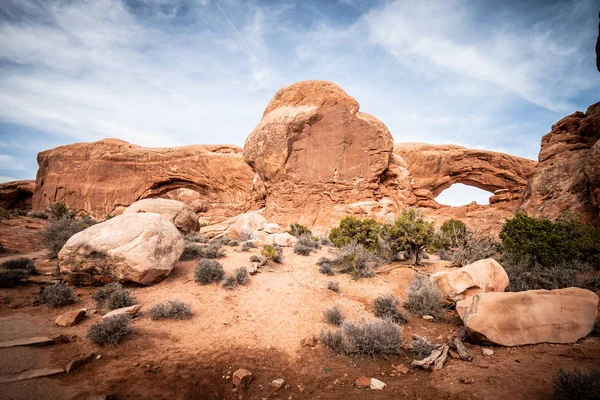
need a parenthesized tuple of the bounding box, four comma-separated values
(477, 361, 490, 369)
(395, 364, 409, 374)
(449, 350, 461, 359)
(270, 379, 285, 391)
(65, 353, 95, 373)
(96, 355, 102, 360)
(233, 369, 253, 387)
(355, 376, 371, 388)
(103, 304, 142, 319)
(422, 315, 434, 321)
(370, 378, 386, 391)
(300, 336, 318, 347)
(56, 309, 87, 327)
(482, 348, 494, 356)
(459, 377, 475, 384)
(52, 335, 70, 345)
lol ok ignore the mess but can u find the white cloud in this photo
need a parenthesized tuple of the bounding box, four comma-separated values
(0, 154, 24, 170)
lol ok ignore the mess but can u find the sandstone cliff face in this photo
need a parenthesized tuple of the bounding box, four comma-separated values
(32, 139, 254, 219)
(0, 180, 35, 210)
(520, 102, 600, 221)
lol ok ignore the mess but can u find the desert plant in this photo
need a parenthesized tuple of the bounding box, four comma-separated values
(198, 243, 225, 259)
(0, 208, 9, 221)
(287, 223, 312, 238)
(227, 240, 239, 247)
(324, 306, 345, 326)
(553, 368, 600, 400)
(327, 280, 340, 292)
(329, 216, 382, 251)
(320, 237, 332, 246)
(92, 283, 135, 310)
(41, 282, 76, 307)
(28, 211, 48, 219)
(437, 248, 452, 261)
(250, 254, 267, 266)
(222, 275, 239, 290)
(180, 243, 203, 261)
(241, 241, 256, 252)
(451, 230, 498, 266)
(434, 219, 467, 249)
(294, 243, 312, 256)
(298, 233, 321, 249)
(1, 257, 35, 274)
(42, 218, 87, 258)
(261, 244, 282, 263)
(319, 243, 379, 278)
(149, 300, 192, 320)
(185, 234, 208, 244)
(372, 294, 407, 324)
(320, 329, 345, 354)
(403, 274, 444, 319)
(195, 259, 224, 284)
(409, 335, 435, 360)
(238, 228, 254, 242)
(87, 315, 132, 345)
(319, 262, 334, 276)
(234, 267, 249, 285)
(341, 319, 402, 357)
(500, 213, 600, 268)
(0, 257, 36, 287)
(383, 208, 435, 265)
(47, 202, 72, 220)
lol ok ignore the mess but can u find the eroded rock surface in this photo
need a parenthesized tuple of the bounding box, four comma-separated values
(124, 198, 199, 234)
(59, 213, 184, 285)
(457, 288, 599, 346)
(32, 139, 254, 219)
(0, 180, 35, 210)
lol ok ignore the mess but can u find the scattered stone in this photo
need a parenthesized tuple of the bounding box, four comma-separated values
(233, 369, 253, 387)
(0, 336, 54, 349)
(124, 198, 200, 234)
(96, 355, 102, 360)
(422, 315, 434, 321)
(0, 368, 65, 384)
(55, 309, 87, 327)
(370, 378, 386, 391)
(52, 335, 71, 345)
(459, 377, 475, 384)
(65, 354, 95, 373)
(103, 304, 142, 319)
(477, 361, 490, 369)
(482, 348, 494, 356)
(449, 350, 461, 359)
(263, 223, 281, 234)
(300, 336, 318, 347)
(270, 379, 285, 391)
(395, 364, 409, 374)
(355, 376, 371, 388)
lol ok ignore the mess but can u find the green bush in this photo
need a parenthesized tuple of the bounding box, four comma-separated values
(433, 219, 467, 250)
(403, 274, 444, 319)
(324, 306, 345, 326)
(195, 259, 224, 284)
(287, 223, 312, 238)
(553, 368, 600, 400)
(372, 295, 407, 324)
(41, 282, 76, 307)
(87, 315, 131, 345)
(261, 244, 282, 263)
(500, 213, 600, 268)
(383, 208, 435, 265)
(149, 300, 192, 320)
(48, 202, 72, 220)
(329, 216, 381, 251)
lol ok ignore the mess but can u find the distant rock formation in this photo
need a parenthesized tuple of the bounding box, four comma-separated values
(520, 102, 600, 221)
(32, 139, 254, 219)
(0, 180, 35, 210)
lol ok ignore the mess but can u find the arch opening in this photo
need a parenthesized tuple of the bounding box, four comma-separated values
(435, 183, 492, 207)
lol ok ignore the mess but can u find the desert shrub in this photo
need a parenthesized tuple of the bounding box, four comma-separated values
(149, 300, 192, 320)
(93, 283, 135, 310)
(553, 368, 600, 400)
(195, 259, 224, 284)
(250, 255, 267, 266)
(241, 241, 256, 252)
(41, 282, 76, 307)
(28, 211, 48, 219)
(238, 228, 254, 242)
(180, 243, 203, 261)
(222, 275, 238, 290)
(0, 258, 35, 287)
(500, 213, 600, 269)
(409, 335, 435, 360)
(433, 219, 467, 250)
(324, 306, 345, 326)
(329, 216, 381, 251)
(298, 233, 321, 249)
(382, 208, 435, 265)
(185, 234, 208, 244)
(437, 248, 452, 261)
(372, 295, 407, 324)
(318, 243, 379, 278)
(403, 274, 444, 319)
(320, 237, 332, 246)
(287, 223, 312, 238)
(199, 243, 225, 259)
(294, 244, 312, 256)
(451, 230, 498, 266)
(47, 202, 72, 220)
(327, 280, 340, 292)
(261, 244, 282, 263)
(227, 240, 239, 247)
(234, 267, 249, 285)
(320, 329, 344, 354)
(341, 319, 402, 357)
(87, 315, 131, 345)
(42, 218, 87, 258)
(0, 208, 9, 220)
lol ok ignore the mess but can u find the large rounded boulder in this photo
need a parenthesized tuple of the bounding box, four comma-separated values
(58, 213, 184, 285)
(124, 198, 199, 234)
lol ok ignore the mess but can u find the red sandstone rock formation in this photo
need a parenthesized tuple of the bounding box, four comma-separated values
(32, 139, 254, 219)
(0, 180, 35, 210)
(520, 102, 600, 221)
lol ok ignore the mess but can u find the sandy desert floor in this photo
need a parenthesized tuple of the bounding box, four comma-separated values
(0, 216, 599, 400)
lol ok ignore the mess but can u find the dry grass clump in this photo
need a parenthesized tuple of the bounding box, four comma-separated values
(318, 258, 335, 275)
(553, 368, 600, 400)
(250, 255, 267, 266)
(294, 244, 312, 256)
(241, 241, 256, 252)
(408, 335, 435, 360)
(195, 259, 224, 284)
(179, 243, 204, 261)
(87, 315, 132, 345)
(372, 294, 407, 324)
(184, 233, 208, 244)
(42, 218, 87, 258)
(323, 306, 344, 326)
(261, 244, 283, 263)
(149, 300, 192, 320)
(222, 267, 249, 290)
(321, 319, 402, 357)
(0, 258, 36, 287)
(327, 280, 340, 292)
(28, 211, 48, 219)
(403, 274, 444, 319)
(41, 282, 76, 307)
(92, 283, 135, 310)
(318, 243, 380, 279)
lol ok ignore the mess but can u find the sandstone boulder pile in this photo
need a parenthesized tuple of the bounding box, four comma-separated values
(124, 198, 199, 234)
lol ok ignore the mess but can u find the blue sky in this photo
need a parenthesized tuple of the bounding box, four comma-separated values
(0, 0, 599, 206)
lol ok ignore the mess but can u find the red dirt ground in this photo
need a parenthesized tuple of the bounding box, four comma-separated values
(0, 216, 599, 400)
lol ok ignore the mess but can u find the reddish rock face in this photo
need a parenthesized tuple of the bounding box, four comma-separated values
(520, 102, 600, 221)
(32, 139, 254, 219)
(0, 180, 35, 210)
